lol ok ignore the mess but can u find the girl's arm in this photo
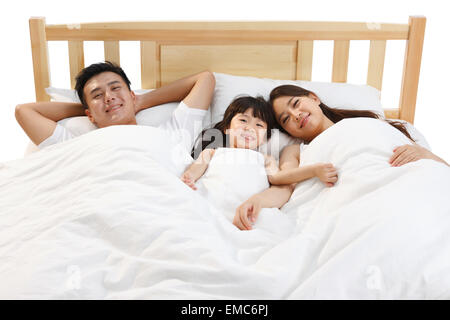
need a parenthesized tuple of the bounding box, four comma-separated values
(181, 149, 216, 190)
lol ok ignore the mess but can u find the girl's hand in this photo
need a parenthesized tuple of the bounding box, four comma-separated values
(314, 163, 338, 187)
(389, 144, 432, 167)
(233, 195, 263, 230)
(181, 172, 197, 190)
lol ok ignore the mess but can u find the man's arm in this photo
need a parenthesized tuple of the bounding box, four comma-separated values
(15, 102, 85, 146)
(136, 71, 215, 112)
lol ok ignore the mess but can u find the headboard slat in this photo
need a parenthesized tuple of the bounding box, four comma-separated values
(367, 40, 387, 91)
(399, 16, 426, 123)
(332, 40, 350, 83)
(296, 40, 314, 81)
(104, 41, 120, 66)
(29, 17, 50, 101)
(68, 41, 85, 89)
(140, 41, 159, 89)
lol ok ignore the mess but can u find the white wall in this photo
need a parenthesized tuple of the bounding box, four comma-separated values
(1, 0, 448, 163)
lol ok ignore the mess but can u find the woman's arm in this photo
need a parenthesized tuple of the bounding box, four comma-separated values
(181, 149, 215, 190)
(269, 164, 338, 187)
(233, 145, 300, 230)
(233, 184, 295, 231)
(269, 164, 316, 185)
(390, 143, 449, 167)
(135, 71, 215, 113)
(267, 144, 338, 187)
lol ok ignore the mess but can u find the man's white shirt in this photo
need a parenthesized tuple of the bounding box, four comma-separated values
(38, 101, 207, 155)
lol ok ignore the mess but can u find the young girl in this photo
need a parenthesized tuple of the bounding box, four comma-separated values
(180, 96, 276, 190)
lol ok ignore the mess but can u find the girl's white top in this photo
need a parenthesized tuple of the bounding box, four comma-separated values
(196, 147, 269, 221)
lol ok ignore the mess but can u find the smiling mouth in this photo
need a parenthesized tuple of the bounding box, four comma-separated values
(300, 114, 310, 128)
(241, 133, 256, 141)
(106, 104, 123, 113)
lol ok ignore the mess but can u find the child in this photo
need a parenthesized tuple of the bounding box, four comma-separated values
(181, 96, 276, 190)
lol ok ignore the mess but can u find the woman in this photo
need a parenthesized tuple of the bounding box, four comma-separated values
(232, 84, 448, 230)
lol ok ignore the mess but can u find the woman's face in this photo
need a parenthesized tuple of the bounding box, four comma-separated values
(272, 93, 328, 142)
(226, 108, 268, 150)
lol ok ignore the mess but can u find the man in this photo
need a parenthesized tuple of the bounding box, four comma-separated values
(15, 61, 215, 153)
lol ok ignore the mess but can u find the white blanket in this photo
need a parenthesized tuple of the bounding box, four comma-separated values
(0, 120, 449, 299)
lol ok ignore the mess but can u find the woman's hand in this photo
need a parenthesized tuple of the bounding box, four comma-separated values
(233, 194, 263, 230)
(389, 144, 440, 167)
(314, 163, 338, 187)
(181, 172, 197, 190)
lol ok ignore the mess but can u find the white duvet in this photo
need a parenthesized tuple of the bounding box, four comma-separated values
(0, 119, 449, 299)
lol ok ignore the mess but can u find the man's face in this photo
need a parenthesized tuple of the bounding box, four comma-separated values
(83, 71, 137, 128)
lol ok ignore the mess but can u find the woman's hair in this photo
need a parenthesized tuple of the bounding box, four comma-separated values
(269, 85, 414, 141)
(191, 95, 276, 158)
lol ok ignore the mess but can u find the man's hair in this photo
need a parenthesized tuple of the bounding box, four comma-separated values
(75, 61, 131, 109)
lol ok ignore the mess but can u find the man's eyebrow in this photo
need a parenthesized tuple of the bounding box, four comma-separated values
(107, 80, 121, 86)
(89, 87, 101, 95)
(89, 81, 121, 95)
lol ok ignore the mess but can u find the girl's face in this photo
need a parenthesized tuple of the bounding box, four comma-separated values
(272, 93, 330, 142)
(226, 108, 268, 150)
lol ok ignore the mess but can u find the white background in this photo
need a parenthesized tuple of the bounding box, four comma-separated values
(1, 0, 448, 163)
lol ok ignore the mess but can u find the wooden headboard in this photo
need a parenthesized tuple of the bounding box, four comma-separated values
(29, 16, 425, 123)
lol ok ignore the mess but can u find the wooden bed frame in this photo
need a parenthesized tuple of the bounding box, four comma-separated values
(29, 16, 425, 123)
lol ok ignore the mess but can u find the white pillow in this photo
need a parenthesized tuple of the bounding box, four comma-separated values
(43, 86, 211, 133)
(210, 72, 422, 159)
(211, 72, 384, 125)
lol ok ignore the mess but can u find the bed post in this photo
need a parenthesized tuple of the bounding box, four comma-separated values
(29, 17, 50, 102)
(398, 16, 426, 124)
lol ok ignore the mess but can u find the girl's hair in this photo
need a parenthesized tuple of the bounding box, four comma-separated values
(191, 95, 276, 158)
(269, 85, 414, 141)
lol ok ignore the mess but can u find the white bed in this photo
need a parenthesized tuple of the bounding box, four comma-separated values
(1, 118, 449, 299)
(1, 16, 449, 299)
